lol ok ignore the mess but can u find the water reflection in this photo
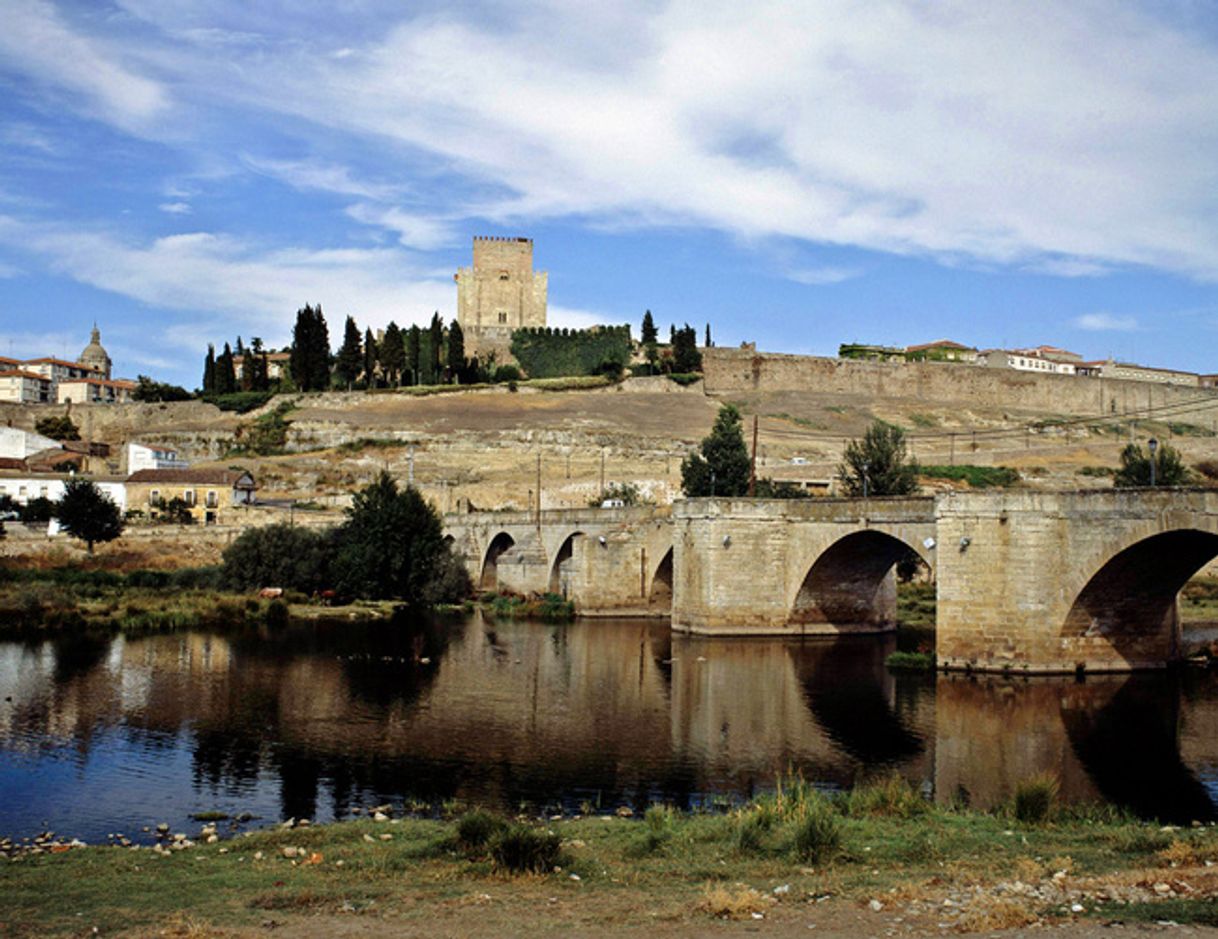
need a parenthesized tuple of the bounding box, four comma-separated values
(2, 614, 1218, 842)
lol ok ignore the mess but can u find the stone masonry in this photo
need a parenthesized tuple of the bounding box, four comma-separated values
(454, 236, 547, 362)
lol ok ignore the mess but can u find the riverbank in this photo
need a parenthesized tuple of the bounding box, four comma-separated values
(5, 777, 1218, 937)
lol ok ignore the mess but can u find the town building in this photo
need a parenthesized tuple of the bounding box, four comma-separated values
(126, 468, 257, 525)
(0, 427, 61, 460)
(1085, 360, 1198, 387)
(234, 351, 291, 382)
(0, 326, 135, 404)
(126, 442, 189, 474)
(904, 340, 978, 362)
(838, 343, 905, 361)
(0, 369, 55, 403)
(0, 470, 127, 513)
(57, 377, 136, 404)
(455, 236, 547, 361)
(976, 349, 1078, 375)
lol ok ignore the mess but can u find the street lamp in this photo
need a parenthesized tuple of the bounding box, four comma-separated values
(1148, 438, 1158, 487)
(862, 460, 870, 499)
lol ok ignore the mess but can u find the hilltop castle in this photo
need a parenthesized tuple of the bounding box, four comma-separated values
(454, 236, 547, 361)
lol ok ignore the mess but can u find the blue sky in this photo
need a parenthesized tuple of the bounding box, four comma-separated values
(1, 1, 1217, 388)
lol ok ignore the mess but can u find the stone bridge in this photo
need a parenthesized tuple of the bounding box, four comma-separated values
(446, 488, 1218, 673)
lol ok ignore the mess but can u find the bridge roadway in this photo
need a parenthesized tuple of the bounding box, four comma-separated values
(444, 488, 1218, 674)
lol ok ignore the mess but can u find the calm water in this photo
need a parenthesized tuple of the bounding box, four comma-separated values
(3, 612, 1218, 842)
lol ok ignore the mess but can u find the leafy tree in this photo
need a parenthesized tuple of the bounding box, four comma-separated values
(156, 497, 195, 525)
(1114, 441, 1190, 487)
(672, 324, 702, 373)
(363, 327, 378, 389)
(681, 404, 752, 497)
(202, 344, 216, 394)
(406, 324, 422, 386)
(335, 315, 363, 390)
(447, 319, 466, 382)
(133, 375, 192, 402)
(379, 322, 404, 386)
(221, 522, 335, 594)
(22, 496, 55, 523)
(36, 414, 81, 440)
(837, 421, 918, 496)
(332, 471, 466, 603)
(54, 478, 124, 554)
(754, 478, 810, 499)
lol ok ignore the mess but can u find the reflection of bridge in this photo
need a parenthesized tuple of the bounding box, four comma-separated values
(445, 489, 1218, 674)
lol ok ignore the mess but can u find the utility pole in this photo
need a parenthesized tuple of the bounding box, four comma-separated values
(408, 446, 415, 486)
(600, 449, 606, 495)
(536, 452, 542, 524)
(748, 415, 758, 496)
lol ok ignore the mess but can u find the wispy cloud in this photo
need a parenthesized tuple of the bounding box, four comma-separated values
(242, 155, 403, 202)
(0, 0, 168, 129)
(787, 266, 862, 286)
(1027, 257, 1111, 278)
(0, 216, 454, 350)
(1074, 312, 1139, 332)
(158, 202, 192, 215)
(343, 203, 455, 250)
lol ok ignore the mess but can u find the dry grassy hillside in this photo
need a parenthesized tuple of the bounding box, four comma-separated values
(6, 373, 1218, 512)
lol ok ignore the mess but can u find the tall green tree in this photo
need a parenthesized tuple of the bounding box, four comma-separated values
(672, 324, 702, 373)
(681, 404, 752, 497)
(290, 304, 332, 391)
(705, 323, 712, 348)
(363, 327, 378, 388)
(332, 471, 451, 603)
(202, 344, 216, 394)
(447, 319, 465, 382)
(428, 312, 444, 384)
(379, 321, 404, 386)
(335, 315, 363, 390)
(1114, 441, 1189, 487)
(641, 310, 658, 345)
(248, 337, 270, 392)
(55, 478, 124, 555)
(216, 343, 237, 394)
(406, 325, 422, 386)
(837, 421, 918, 496)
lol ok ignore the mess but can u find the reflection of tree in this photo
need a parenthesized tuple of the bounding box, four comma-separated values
(50, 633, 109, 684)
(1063, 675, 1215, 823)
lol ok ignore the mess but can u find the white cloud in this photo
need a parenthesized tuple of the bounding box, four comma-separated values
(344, 203, 456, 250)
(787, 266, 862, 286)
(0, 0, 168, 129)
(209, 0, 1218, 279)
(1026, 257, 1111, 278)
(241, 155, 404, 202)
(1074, 312, 1139, 332)
(0, 216, 454, 353)
(158, 202, 192, 215)
(549, 305, 624, 331)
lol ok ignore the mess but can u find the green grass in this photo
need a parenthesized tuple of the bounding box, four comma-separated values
(907, 412, 938, 428)
(917, 464, 1020, 488)
(483, 592, 575, 622)
(6, 775, 1218, 937)
(885, 650, 934, 671)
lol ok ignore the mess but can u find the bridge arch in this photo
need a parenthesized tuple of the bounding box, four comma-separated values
(790, 530, 928, 628)
(649, 547, 674, 612)
(480, 532, 516, 591)
(1062, 528, 1218, 665)
(548, 531, 586, 597)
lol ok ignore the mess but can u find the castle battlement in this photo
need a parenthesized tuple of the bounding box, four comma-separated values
(456, 237, 547, 364)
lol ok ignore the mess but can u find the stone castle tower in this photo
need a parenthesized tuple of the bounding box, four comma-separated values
(454, 236, 547, 360)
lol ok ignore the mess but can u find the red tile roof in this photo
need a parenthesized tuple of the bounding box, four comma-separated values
(127, 468, 255, 486)
(0, 369, 53, 382)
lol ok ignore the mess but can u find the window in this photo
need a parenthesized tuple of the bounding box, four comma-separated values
(39, 486, 48, 498)
(498, 270, 509, 281)
(183, 490, 196, 507)
(206, 490, 218, 508)
(497, 312, 508, 324)
(150, 489, 160, 506)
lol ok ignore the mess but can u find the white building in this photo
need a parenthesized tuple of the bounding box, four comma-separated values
(0, 471, 127, 513)
(57, 377, 136, 404)
(0, 427, 61, 460)
(977, 349, 1077, 376)
(126, 442, 189, 473)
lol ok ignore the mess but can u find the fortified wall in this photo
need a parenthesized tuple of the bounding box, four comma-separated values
(702, 348, 1214, 416)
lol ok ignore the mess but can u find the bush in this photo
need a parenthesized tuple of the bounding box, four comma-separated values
(456, 810, 508, 851)
(221, 523, 334, 594)
(509, 325, 632, 379)
(918, 465, 1020, 488)
(492, 365, 522, 383)
(642, 805, 674, 853)
(841, 773, 928, 818)
(1013, 773, 1059, 824)
(884, 651, 934, 671)
(792, 799, 842, 863)
(490, 825, 562, 873)
(203, 391, 275, 413)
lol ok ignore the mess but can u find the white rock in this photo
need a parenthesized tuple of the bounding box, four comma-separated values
(774, 884, 791, 896)
(870, 900, 884, 912)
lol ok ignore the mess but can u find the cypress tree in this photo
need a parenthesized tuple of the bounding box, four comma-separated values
(335, 315, 363, 390)
(705, 323, 712, 348)
(202, 344, 216, 394)
(429, 312, 443, 383)
(290, 305, 315, 391)
(379, 322, 404, 386)
(363, 327, 378, 389)
(217, 342, 237, 394)
(310, 306, 331, 391)
(406, 325, 421, 386)
(249, 337, 269, 391)
(447, 319, 465, 383)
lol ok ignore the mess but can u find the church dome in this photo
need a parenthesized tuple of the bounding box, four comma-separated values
(79, 325, 112, 378)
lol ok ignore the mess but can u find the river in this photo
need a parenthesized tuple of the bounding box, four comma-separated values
(2, 611, 1217, 842)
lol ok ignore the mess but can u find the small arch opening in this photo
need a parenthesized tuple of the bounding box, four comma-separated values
(791, 531, 926, 628)
(548, 532, 585, 597)
(480, 532, 516, 591)
(649, 547, 674, 612)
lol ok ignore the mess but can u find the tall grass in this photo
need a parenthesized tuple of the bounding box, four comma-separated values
(1012, 773, 1059, 824)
